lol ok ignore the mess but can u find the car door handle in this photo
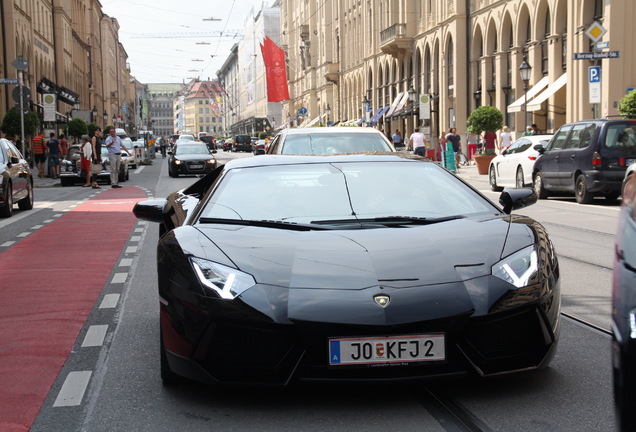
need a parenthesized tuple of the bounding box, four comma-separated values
(570, 155, 576, 159)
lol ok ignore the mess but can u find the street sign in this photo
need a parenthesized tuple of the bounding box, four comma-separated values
(585, 21, 607, 43)
(574, 51, 620, 60)
(298, 107, 307, 116)
(596, 41, 610, 50)
(589, 66, 601, 104)
(0, 78, 19, 85)
(12, 86, 31, 105)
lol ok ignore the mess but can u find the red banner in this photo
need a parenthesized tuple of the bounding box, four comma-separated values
(260, 36, 290, 102)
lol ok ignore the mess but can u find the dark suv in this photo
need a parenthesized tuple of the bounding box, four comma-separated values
(533, 118, 636, 203)
(232, 135, 252, 152)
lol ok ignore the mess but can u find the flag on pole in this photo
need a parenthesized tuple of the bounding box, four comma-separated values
(260, 36, 290, 102)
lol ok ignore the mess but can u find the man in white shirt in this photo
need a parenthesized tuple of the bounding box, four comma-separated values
(408, 128, 427, 157)
(104, 128, 129, 188)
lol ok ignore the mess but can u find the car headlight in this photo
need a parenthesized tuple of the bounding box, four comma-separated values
(492, 245, 538, 288)
(191, 257, 256, 299)
(175, 160, 183, 165)
(206, 159, 216, 164)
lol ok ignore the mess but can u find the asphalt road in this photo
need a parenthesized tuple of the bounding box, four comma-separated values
(0, 153, 618, 431)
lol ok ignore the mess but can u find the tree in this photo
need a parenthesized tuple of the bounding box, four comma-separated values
(466, 105, 504, 135)
(0, 107, 40, 138)
(258, 131, 268, 139)
(67, 118, 88, 142)
(87, 123, 98, 137)
(618, 89, 636, 118)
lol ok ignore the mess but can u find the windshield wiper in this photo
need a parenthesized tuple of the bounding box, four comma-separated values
(311, 215, 466, 226)
(198, 217, 333, 231)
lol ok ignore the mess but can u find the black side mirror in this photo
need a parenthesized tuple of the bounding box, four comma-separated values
(499, 188, 537, 214)
(533, 144, 545, 154)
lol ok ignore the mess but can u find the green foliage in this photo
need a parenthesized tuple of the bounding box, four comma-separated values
(466, 106, 504, 135)
(618, 89, 636, 118)
(67, 118, 88, 139)
(258, 131, 268, 139)
(87, 123, 97, 137)
(1, 107, 40, 137)
(103, 125, 114, 135)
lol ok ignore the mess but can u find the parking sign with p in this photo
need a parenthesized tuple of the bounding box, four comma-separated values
(589, 66, 601, 104)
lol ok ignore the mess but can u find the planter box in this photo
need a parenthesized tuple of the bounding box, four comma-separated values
(474, 154, 496, 175)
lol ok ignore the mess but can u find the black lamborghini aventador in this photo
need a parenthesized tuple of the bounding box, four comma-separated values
(133, 153, 561, 385)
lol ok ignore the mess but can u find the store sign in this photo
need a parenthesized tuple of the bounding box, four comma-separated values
(419, 94, 431, 120)
(43, 94, 57, 122)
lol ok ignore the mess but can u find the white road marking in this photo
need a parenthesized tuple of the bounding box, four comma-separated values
(0, 207, 44, 229)
(137, 221, 147, 226)
(16, 232, 31, 238)
(81, 325, 108, 347)
(111, 273, 127, 284)
(99, 294, 120, 309)
(43, 219, 54, 223)
(53, 371, 92, 407)
(1, 241, 15, 247)
(134, 166, 145, 174)
(31, 225, 44, 229)
(134, 228, 144, 233)
(130, 236, 141, 242)
(119, 258, 133, 267)
(125, 246, 138, 254)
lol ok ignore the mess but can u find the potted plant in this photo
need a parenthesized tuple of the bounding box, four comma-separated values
(467, 106, 504, 175)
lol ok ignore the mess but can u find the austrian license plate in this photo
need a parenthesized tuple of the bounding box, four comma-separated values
(189, 164, 203, 169)
(329, 334, 445, 366)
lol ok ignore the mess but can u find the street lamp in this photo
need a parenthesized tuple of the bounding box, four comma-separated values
(325, 104, 331, 126)
(361, 96, 370, 126)
(407, 85, 417, 103)
(91, 106, 98, 123)
(519, 58, 532, 131)
(103, 111, 108, 125)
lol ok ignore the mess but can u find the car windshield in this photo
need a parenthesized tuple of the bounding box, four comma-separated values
(175, 144, 210, 155)
(281, 133, 392, 154)
(199, 161, 496, 225)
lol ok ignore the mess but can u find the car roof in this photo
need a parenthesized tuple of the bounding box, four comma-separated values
(223, 152, 424, 170)
(278, 127, 385, 136)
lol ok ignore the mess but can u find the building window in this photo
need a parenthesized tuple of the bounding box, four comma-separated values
(542, 11, 550, 76)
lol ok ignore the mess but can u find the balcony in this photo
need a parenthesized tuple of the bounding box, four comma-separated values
(324, 62, 339, 84)
(380, 24, 413, 57)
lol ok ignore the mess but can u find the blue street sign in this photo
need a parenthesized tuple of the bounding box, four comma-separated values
(589, 66, 601, 83)
(0, 78, 19, 85)
(298, 107, 307, 116)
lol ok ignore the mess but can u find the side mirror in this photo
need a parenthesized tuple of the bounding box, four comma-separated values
(501, 149, 508, 156)
(499, 188, 537, 214)
(533, 144, 545, 154)
(133, 199, 168, 223)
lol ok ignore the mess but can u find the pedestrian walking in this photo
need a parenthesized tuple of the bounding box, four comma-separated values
(483, 130, 498, 153)
(91, 128, 103, 189)
(499, 126, 512, 153)
(104, 128, 129, 188)
(46, 132, 61, 179)
(445, 128, 462, 166)
(407, 128, 428, 157)
(32, 131, 46, 178)
(391, 129, 403, 149)
(58, 134, 68, 159)
(80, 135, 92, 187)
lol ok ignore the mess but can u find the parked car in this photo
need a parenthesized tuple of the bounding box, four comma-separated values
(232, 134, 252, 152)
(253, 139, 267, 155)
(222, 138, 233, 151)
(533, 119, 636, 203)
(489, 135, 552, 190)
(168, 142, 217, 177)
(612, 173, 636, 432)
(266, 127, 396, 154)
(133, 153, 560, 385)
(0, 138, 33, 218)
(121, 138, 137, 168)
(60, 145, 129, 186)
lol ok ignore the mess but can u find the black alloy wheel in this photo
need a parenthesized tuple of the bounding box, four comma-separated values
(576, 174, 594, 204)
(17, 179, 34, 210)
(0, 182, 13, 217)
(533, 173, 549, 199)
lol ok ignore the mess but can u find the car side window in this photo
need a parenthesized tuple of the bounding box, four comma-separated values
(268, 135, 281, 153)
(605, 124, 636, 149)
(505, 139, 524, 155)
(547, 125, 572, 151)
(564, 124, 595, 150)
(8, 142, 23, 159)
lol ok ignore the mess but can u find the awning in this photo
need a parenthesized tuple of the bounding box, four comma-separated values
(357, 116, 365, 125)
(370, 105, 390, 125)
(526, 73, 567, 111)
(385, 92, 404, 117)
(507, 76, 550, 113)
(391, 102, 417, 118)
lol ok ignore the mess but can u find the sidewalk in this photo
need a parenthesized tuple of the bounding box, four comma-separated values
(33, 175, 61, 188)
(448, 162, 485, 182)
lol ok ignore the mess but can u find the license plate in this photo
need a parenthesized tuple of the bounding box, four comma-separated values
(189, 164, 203, 169)
(329, 334, 445, 366)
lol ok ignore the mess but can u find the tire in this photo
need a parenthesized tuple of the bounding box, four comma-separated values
(575, 174, 594, 204)
(125, 169, 130, 181)
(118, 169, 126, 183)
(533, 173, 549, 199)
(489, 166, 503, 192)
(168, 168, 175, 178)
(160, 326, 183, 385)
(17, 179, 34, 211)
(0, 182, 13, 217)
(515, 167, 525, 188)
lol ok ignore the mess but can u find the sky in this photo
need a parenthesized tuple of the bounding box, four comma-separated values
(100, 0, 273, 84)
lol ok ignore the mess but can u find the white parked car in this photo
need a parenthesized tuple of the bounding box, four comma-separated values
(489, 134, 552, 190)
(623, 162, 636, 196)
(121, 138, 137, 168)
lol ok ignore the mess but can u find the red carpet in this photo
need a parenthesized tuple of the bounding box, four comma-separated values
(0, 186, 146, 431)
